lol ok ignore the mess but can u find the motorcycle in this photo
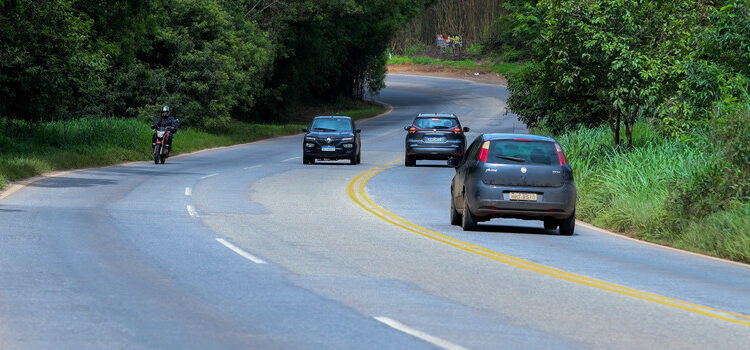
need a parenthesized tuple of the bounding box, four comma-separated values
(152, 126, 173, 164)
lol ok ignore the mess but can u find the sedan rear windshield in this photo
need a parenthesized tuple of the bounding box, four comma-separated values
(414, 118, 458, 129)
(311, 118, 352, 132)
(487, 140, 559, 165)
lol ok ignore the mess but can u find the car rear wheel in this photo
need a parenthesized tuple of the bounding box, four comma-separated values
(450, 192, 461, 226)
(461, 196, 478, 231)
(559, 211, 575, 236)
(544, 220, 558, 230)
(404, 155, 415, 167)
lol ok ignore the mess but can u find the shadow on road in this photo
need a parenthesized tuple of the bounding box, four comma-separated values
(476, 224, 566, 236)
(28, 176, 118, 188)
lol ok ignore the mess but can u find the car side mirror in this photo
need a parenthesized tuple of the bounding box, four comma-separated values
(403, 125, 411, 131)
(447, 158, 461, 168)
(302, 128, 308, 132)
(354, 129, 361, 133)
(463, 127, 470, 132)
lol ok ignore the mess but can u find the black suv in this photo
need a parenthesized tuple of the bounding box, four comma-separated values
(403, 113, 469, 166)
(302, 116, 361, 165)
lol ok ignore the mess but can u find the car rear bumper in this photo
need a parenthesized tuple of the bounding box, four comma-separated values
(406, 145, 462, 159)
(469, 183, 576, 220)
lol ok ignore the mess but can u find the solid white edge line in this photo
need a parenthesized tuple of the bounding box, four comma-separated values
(186, 205, 198, 217)
(244, 165, 261, 170)
(374, 317, 468, 350)
(215, 238, 267, 264)
(281, 156, 301, 162)
(185, 187, 192, 196)
(200, 173, 218, 180)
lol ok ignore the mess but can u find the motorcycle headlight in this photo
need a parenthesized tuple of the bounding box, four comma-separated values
(157, 131, 165, 137)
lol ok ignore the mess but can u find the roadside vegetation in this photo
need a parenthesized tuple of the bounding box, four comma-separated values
(0, 101, 385, 190)
(393, 0, 749, 262)
(387, 54, 524, 77)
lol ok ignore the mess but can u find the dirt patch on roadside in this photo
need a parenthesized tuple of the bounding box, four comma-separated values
(387, 63, 507, 86)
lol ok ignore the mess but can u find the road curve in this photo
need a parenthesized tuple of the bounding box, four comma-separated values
(1, 74, 749, 349)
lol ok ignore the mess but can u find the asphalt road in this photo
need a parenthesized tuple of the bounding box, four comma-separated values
(1, 74, 749, 349)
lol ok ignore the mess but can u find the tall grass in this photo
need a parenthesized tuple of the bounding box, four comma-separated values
(0, 118, 303, 189)
(551, 123, 749, 263)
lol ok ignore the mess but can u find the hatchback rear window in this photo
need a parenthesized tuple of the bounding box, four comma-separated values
(414, 118, 458, 129)
(487, 140, 559, 165)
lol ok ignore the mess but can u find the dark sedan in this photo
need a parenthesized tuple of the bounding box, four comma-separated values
(448, 134, 577, 235)
(403, 113, 469, 166)
(302, 116, 361, 165)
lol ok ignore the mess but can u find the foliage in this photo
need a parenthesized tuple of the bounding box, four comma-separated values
(0, 1, 107, 120)
(553, 122, 749, 262)
(1, 0, 426, 125)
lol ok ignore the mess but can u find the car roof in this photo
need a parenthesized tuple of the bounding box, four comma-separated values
(314, 115, 351, 120)
(416, 113, 457, 119)
(481, 133, 556, 142)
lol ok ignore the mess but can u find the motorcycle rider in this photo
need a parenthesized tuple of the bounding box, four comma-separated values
(151, 106, 179, 155)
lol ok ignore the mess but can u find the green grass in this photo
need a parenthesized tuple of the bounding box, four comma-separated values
(0, 104, 386, 190)
(388, 55, 525, 77)
(547, 123, 750, 263)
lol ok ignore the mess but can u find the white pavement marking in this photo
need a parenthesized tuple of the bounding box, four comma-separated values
(184, 187, 192, 196)
(200, 173, 218, 180)
(374, 317, 468, 350)
(186, 205, 198, 218)
(281, 157, 301, 163)
(215, 238, 268, 264)
(244, 165, 261, 170)
(377, 130, 398, 137)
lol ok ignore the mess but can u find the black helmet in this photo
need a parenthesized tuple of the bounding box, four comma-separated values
(161, 106, 170, 113)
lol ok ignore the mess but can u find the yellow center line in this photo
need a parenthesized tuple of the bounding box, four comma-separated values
(347, 159, 750, 327)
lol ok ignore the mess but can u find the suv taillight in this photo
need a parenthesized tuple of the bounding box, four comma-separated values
(478, 141, 490, 162)
(408, 126, 417, 134)
(554, 142, 567, 166)
(452, 127, 462, 134)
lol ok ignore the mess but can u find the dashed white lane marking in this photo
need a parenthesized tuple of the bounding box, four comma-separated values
(374, 317, 467, 350)
(186, 205, 198, 217)
(216, 238, 268, 264)
(281, 156, 301, 162)
(200, 173, 218, 180)
(185, 187, 192, 196)
(244, 165, 261, 170)
(377, 130, 398, 137)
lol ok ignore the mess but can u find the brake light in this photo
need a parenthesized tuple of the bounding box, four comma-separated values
(452, 127, 462, 134)
(554, 142, 567, 166)
(478, 141, 490, 162)
(513, 138, 532, 142)
(408, 126, 417, 133)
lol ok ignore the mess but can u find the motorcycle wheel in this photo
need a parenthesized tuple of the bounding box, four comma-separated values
(153, 144, 161, 164)
(160, 154, 166, 164)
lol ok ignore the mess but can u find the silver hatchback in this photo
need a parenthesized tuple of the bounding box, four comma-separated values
(448, 134, 577, 234)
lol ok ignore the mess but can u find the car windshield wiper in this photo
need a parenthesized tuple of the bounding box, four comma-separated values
(496, 155, 526, 162)
(313, 127, 337, 132)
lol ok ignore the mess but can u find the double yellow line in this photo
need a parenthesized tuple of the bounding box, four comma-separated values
(346, 159, 750, 327)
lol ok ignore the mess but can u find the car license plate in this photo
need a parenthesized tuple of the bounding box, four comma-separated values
(509, 192, 537, 201)
(321, 146, 336, 152)
(425, 137, 444, 143)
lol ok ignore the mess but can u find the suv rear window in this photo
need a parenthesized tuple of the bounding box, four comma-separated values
(487, 140, 559, 165)
(414, 118, 458, 129)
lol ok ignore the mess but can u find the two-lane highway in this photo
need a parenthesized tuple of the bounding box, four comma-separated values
(1, 75, 749, 349)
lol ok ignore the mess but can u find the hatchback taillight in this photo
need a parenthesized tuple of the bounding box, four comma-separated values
(554, 142, 567, 166)
(478, 141, 490, 162)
